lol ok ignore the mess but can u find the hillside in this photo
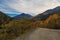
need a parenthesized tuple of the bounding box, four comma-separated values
(33, 6, 60, 20)
(0, 11, 12, 25)
(1, 12, 60, 40)
(44, 13, 60, 29)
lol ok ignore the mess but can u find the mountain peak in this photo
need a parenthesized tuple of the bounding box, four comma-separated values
(14, 13, 33, 19)
(21, 13, 26, 15)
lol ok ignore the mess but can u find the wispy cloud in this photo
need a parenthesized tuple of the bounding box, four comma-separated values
(0, 0, 21, 14)
(0, 0, 60, 15)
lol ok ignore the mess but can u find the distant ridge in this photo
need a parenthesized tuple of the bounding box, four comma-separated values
(14, 13, 33, 19)
(32, 6, 60, 20)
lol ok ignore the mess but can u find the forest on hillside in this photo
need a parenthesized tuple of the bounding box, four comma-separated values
(0, 13, 60, 40)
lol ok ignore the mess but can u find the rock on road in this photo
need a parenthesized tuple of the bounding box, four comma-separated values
(15, 28, 60, 40)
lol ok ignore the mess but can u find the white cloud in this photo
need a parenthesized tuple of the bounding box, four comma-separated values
(1, 0, 60, 15)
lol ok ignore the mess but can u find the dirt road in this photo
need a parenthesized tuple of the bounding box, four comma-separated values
(15, 28, 60, 40)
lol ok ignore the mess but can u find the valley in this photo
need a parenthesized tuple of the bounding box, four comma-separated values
(0, 6, 60, 40)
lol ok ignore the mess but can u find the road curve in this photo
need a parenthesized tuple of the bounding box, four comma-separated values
(15, 28, 60, 40)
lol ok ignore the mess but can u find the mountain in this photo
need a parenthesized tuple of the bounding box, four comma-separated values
(33, 6, 60, 20)
(14, 13, 33, 19)
(0, 11, 12, 25)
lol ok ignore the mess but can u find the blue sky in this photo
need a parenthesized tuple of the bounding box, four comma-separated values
(6, 14, 19, 17)
(0, 0, 60, 17)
